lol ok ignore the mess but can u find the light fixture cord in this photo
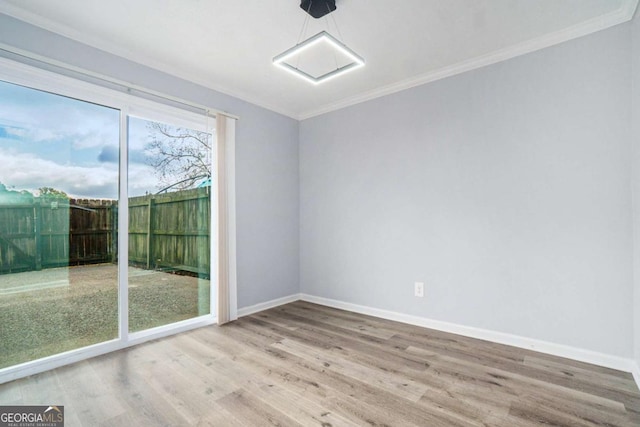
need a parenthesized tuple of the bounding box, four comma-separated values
(329, 2, 348, 70)
(325, 12, 339, 70)
(329, 4, 346, 42)
(296, 7, 311, 44)
(295, 1, 313, 69)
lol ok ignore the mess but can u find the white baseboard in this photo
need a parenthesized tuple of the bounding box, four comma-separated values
(235, 292, 638, 388)
(238, 293, 301, 317)
(632, 361, 640, 390)
(299, 293, 637, 375)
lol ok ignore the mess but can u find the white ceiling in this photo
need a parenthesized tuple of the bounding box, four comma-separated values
(0, 0, 637, 119)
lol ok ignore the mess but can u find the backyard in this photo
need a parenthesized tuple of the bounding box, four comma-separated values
(0, 263, 209, 369)
(0, 82, 214, 371)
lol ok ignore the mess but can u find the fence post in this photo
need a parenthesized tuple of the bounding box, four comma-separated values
(33, 199, 42, 271)
(146, 197, 155, 269)
(111, 201, 118, 263)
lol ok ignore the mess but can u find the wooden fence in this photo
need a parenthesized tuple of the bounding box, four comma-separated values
(0, 198, 116, 273)
(0, 187, 210, 276)
(129, 187, 211, 276)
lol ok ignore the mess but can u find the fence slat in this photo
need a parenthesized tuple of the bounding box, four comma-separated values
(33, 202, 42, 271)
(146, 197, 154, 269)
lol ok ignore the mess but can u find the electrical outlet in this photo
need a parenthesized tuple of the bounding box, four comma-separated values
(414, 282, 424, 298)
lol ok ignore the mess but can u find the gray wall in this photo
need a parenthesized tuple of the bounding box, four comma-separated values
(300, 24, 634, 357)
(0, 14, 300, 309)
(633, 11, 640, 368)
(3, 11, 637, 361)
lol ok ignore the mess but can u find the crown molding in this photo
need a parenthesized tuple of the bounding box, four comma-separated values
(0, 4, 299, 120)
(1, 0, 637, 122)
(298, 0, 639, 120)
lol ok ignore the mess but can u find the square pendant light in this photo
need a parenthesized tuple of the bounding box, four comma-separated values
(273, 31, 365, 85)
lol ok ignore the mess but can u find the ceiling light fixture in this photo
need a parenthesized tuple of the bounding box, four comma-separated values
(273, 0, 365, 85)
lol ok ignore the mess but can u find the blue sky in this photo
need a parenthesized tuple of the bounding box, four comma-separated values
(0, 79, 174, 198)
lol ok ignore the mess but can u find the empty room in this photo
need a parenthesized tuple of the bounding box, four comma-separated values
(1, 0, 640, 425)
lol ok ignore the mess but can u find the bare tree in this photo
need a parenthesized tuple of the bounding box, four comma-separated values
(145, 122, 212, 193)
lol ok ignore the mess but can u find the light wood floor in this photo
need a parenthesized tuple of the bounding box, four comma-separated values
(1, 301, 639, 426)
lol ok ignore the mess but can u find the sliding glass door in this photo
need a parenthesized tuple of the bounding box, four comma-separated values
(0, 80, 120, 369)
(127, 116, 212, 333)
(0, 61, 217, 378)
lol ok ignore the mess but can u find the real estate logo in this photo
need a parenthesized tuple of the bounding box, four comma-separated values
(0, 405, 64, 427)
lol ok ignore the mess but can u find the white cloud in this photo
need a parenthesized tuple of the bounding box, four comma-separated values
(0, 83, 202, 198)
(0, 99, 118, 149)
(129, 163, 161, 197)
(0, 149, 160, 199)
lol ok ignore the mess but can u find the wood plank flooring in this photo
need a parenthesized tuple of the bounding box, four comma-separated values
(2, 301, 639, 426)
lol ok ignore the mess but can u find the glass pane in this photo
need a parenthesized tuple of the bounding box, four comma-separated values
(128, 117, 212, 332)
(0, 80, 119, 369)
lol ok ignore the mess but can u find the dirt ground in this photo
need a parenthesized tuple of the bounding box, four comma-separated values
(0, 264, 210, 369)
